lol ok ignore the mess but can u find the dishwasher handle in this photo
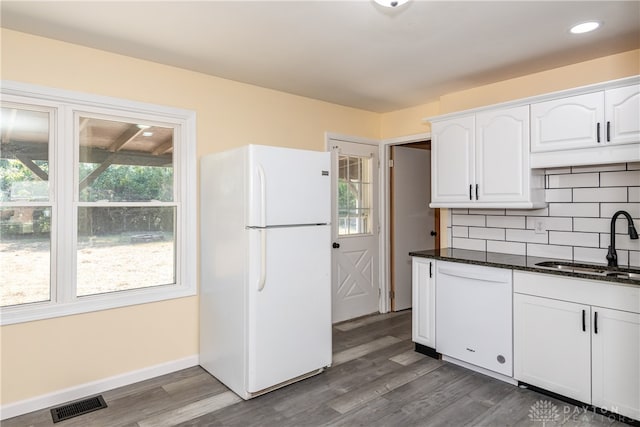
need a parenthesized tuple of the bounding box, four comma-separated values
(438, 266, 510, 284)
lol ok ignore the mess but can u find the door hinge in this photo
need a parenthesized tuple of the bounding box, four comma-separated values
(389, 290, 395, 300)
(389, 159, 394, 168)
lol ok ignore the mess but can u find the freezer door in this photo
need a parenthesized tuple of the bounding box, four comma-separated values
(247, 145, 330, 227)
(247, 225, 332, 393)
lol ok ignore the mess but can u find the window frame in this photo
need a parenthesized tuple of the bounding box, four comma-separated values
(0, 81, 197, 325)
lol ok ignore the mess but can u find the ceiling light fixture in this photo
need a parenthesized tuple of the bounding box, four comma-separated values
(142, 131, 153, 137)
(373, 0, 409, 8)
(570, 21, 601, 34)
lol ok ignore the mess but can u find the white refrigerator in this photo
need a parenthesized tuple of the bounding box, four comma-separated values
(199, 144, 332, 399)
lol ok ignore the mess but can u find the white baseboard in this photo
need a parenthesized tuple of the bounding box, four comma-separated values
(1, 354, 199, 421)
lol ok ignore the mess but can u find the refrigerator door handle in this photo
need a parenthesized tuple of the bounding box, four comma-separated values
(257, 163, 267, 227)
(258, 228, 267, 291)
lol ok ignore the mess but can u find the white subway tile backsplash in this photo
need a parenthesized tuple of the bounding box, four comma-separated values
(600, 234, 640, 251)
(451, 214, 486, 227)
(571, 163, 626, 173)
(573, 247, 628, 266)
(572, 187, 627, 203)
(600, 203, 640, 219)
(526, 216, 572, 231)
(469, 227, 505, 240)
(549, 231, 599, 248)
(549, 203, 600, 218)
(600, 170, 640, 187)
(629, 251, 640, 268)
(527, 243, 573, 260)
(545, 189, 572, 203)
(452, 226, 469, 238)
(452, 237, 486, 251)
(506, 229, 548, 244)
(487, 240, 525, 255)
(487, 215, 525, 229)
(548, 173, 599, 188)
(449, 163, 639, 264)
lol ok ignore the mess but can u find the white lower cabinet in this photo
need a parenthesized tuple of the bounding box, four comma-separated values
(514, 271, 640, 421)
(411, 257, 435, 348)
(513, 294, 591, 403)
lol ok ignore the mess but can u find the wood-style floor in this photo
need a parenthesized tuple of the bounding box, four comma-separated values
(5, 310, 628, 427)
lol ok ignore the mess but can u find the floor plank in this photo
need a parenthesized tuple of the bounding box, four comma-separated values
(4, 310, 634, 427)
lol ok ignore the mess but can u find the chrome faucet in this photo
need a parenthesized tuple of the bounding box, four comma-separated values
(606, 210, 639, 267)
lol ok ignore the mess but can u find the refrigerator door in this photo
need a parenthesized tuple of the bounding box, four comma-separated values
(247, 225, 332, 393)
(247, 145, 330, 227)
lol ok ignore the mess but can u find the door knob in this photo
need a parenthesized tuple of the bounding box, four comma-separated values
(430, 231, 437, 236)
(332, 242, 340, 249)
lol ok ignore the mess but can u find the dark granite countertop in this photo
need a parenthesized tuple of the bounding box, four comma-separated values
(409, 248, 640, 287)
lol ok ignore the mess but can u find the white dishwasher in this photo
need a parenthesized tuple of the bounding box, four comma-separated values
(436, 261, 513, 377)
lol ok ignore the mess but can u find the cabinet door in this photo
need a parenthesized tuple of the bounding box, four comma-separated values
(412, 258, 435, 347)
(530, 91, 604, 152)
(514, 293, 591, 403)
(476, 105, 529, 202)
(605, 85, 640, 146)
(431, 116, 474, 203)
(592, 307, 640, 421)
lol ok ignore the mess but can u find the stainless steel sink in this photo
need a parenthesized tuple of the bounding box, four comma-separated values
(534, 261, 640, 281)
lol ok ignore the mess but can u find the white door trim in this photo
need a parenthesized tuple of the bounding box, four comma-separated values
(380, 132, 431, 314)
(325, 132, 384, 316)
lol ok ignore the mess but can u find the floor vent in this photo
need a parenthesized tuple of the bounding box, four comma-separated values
(50, 395, 108, 423)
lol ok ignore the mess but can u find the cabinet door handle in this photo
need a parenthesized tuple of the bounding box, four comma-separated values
(475, 184, 479, 200)
(582, 309, 586, 332)
(597, 122, 601, 143)
(594, 311, 598, 334)
(469, 184, 472, 200)
(606, 121, 611, 142)
(429, 262, 432, 278)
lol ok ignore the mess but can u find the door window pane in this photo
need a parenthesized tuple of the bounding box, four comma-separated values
(76, 206, 175, 296)
(78, 116, 173, 202)
(0, 207, 51, 306)
(338, 155, 372, 236)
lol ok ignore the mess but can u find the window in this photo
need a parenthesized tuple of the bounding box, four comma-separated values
(0, 82, 196, 325)
(337, 154, 372, 236)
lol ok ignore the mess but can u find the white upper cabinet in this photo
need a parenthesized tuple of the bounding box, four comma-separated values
(606, 85, 640, 145)
(430, 106, 544, 208)
(531, 91, 604, 152)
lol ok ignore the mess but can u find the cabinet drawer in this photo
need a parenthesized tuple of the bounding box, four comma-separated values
(514, 271, 640, 313)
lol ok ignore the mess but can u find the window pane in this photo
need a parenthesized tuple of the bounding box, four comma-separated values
(76, 206, 175, 296)
(337, 155, 372, 236)
(78, 117, 173, 202)
(0, 207, 51, 307)
(0, 107, 50, 202)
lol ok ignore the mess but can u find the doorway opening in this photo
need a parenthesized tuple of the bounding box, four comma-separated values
(388, 139, 439, 312)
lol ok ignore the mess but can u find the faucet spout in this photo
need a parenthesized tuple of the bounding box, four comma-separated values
(607, 210, 639, 267)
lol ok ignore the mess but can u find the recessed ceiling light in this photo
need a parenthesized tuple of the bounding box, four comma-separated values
(137, 124, 151, 129)
(570, 21, 602, 34)
(142, 131, 153, 137)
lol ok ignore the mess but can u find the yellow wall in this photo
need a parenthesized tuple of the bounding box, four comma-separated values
(0, 28, 380, 406)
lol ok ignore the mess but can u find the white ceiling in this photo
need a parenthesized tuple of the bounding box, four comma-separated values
(2, 1, 639, 113)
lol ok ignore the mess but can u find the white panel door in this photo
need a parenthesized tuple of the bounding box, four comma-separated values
(247, 145, 330, 227)
(605, 85, 640, 146)
(392, 146, 434, 311)
(330, 139, 379, 323)
(530, 91, 604, 152)
(412, 258, 435, 347)
(592, 307, 640, 421)
(431, 116, 474, 204)
(247, 225, 332, 393)
(476, 105, 529, 202)
(513, 293, 591, 403)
